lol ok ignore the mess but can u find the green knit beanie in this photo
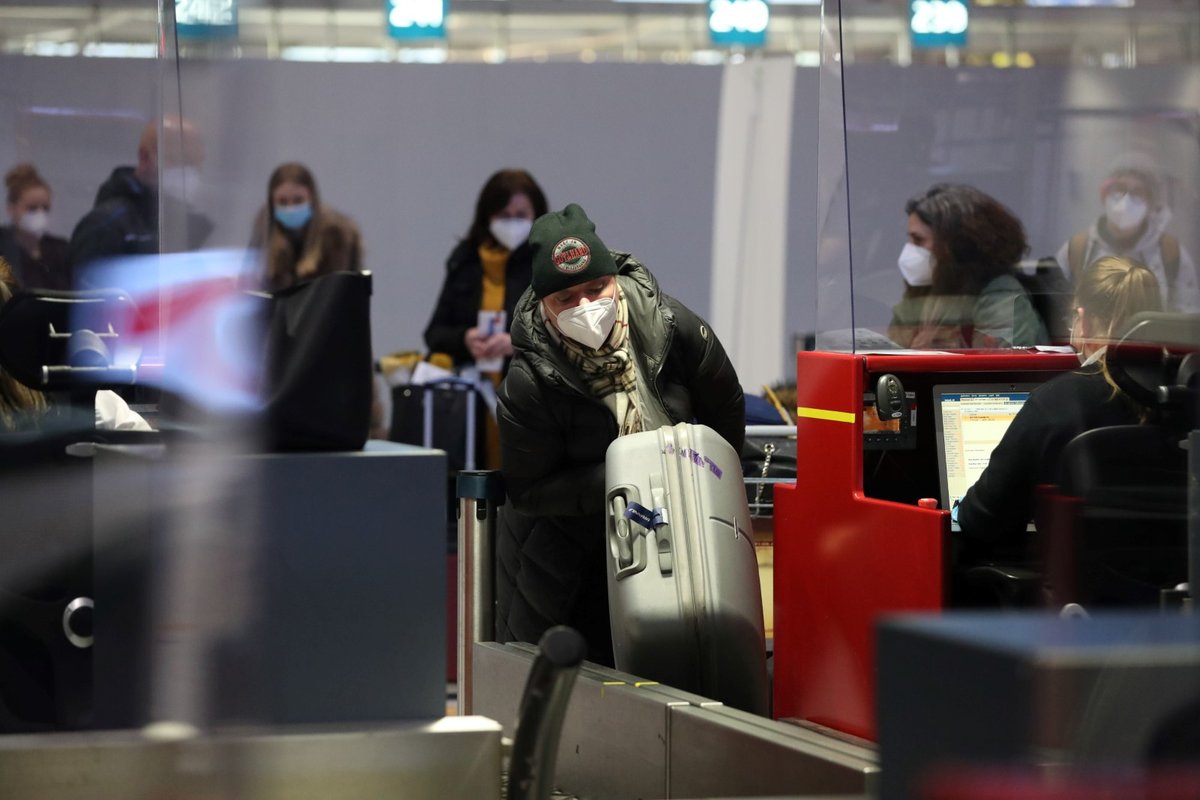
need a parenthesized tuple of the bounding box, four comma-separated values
(529, 203, 618, 299)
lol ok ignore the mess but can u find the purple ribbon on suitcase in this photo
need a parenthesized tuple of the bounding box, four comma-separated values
(605, 422, 770, 716)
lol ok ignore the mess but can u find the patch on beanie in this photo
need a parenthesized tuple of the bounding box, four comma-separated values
(552, 237, 591, 274)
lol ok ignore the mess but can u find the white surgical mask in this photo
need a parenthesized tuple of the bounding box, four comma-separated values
(550, 296, 618, 350)
(159, 166, 202, 204)
(17, 209, 49, 238)
(897, 242, 934, 287)
(490, 218, 532, 251)
(1104, 192, 1148, 233)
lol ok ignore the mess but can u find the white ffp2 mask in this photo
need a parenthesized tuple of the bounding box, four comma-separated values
(159, 166, 202, 203)
(489, 218, 532, 251)
(551, 297, 617, 350)
(17, 209, 49, 238)
(1104, 192, 1148, 233)
(897, 242, 934, 287)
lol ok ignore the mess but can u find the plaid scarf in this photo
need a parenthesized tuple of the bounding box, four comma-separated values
(553, 291, 643, 435)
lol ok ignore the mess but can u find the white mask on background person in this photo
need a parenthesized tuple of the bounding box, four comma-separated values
(17, 209, 49, 238)
(159, 166, 202, 203)
(551, 297, 618, 350)
(1104, 192, 1148, 232)
(490, 218, 533, 251)
(897, 242, 934, 287)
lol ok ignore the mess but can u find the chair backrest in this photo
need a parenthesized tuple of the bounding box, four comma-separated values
(1049, 425, 1189, 608)
(1041, 313, 1199, 606)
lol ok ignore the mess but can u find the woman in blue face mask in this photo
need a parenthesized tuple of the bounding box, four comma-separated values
(250, 162, 364, 291)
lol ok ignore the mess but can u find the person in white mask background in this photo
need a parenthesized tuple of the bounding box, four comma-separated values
(1055, 153, 1200, 313)
(887, 183, 1048, 349)
(494, 203, 744, 663)
(423, 168, 548, 379)
(68, 114, 213, 277)
(249, 162, 364, 292)
(0, 163, 69, 292)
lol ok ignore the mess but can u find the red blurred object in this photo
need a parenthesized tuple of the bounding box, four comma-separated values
(772, 349, 1079, 740)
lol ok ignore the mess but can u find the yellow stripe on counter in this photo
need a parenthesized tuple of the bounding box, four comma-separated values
(634, 681, 660, 687)
(796, 406, 856, 424)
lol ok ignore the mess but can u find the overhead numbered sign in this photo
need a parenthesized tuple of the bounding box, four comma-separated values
(175, 0, 237, 39)
(910, 0, 969, 49)
(709, 0, 770, 47)
(386, 0, 448, 40)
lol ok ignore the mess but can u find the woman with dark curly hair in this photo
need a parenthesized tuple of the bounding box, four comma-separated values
(888, 183, 1048, 349)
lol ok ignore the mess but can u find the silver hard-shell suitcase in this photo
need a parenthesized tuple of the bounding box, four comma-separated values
(604, 422, 769, 715)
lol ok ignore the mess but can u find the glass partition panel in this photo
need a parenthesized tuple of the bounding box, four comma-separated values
(824, 3, 1200, 353)
(0, 0, 164, 734)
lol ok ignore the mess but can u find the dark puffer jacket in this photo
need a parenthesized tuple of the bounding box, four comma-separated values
(495, 254, 744, 663)
(68, 166, 213, 275)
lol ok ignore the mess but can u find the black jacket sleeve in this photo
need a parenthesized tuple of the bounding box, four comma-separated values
(497, 360, 608, 517)
(67, 206, 129, 274)
(423, 242, 479, 364)
(667, 298, 745, 454)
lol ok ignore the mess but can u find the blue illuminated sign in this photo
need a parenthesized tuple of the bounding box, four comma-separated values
(175, 0, 238, 40)
(709, 0, 770, 47)
(386, 0, 448, 41)
(910, 0, 969, 49)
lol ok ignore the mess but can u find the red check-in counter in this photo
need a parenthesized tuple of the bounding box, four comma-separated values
(772, 349, 1080, 741)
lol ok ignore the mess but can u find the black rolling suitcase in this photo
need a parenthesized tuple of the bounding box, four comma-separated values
(604, 422, 769, 715)
(389, 380, 486, 471)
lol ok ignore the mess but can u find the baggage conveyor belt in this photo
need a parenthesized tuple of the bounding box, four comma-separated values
(474, 641, 879, 799)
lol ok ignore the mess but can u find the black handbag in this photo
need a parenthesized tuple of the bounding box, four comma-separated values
(261, 271, 373, 452)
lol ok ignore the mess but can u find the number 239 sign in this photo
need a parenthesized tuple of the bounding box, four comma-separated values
(910, 0, 969, 48)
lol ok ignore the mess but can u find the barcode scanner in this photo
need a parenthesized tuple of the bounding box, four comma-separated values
(875, 373, 907, 421)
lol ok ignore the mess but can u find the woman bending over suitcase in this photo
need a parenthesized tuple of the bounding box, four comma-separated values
(496, 203, 744, 664)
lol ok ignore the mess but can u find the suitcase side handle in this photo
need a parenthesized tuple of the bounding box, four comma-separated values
(607, 487, 649, 580)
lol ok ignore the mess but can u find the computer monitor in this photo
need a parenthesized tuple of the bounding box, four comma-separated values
(932, 384, 1038, 531)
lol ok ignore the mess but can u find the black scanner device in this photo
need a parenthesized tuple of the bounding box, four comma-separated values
(875, 373, 906, 421)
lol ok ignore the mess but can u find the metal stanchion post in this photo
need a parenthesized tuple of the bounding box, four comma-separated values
(456, 470, 505, 715)
(1188, 431, 1198, 612)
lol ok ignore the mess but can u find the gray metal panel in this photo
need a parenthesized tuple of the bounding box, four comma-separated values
(878, 613, 1200, 800)
(668, 706, 878, 798)
(257, 447, 447, 723)
(0, 717, 502, 799)
(93, 445, 448, 727)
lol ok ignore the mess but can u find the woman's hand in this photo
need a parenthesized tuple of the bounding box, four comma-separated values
(465, 327, 490, 360)
(482, 332, 513, 359)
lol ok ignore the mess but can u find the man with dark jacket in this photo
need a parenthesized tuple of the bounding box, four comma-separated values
(496, 203, 744, 663)
(68, 114, 212, 276)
